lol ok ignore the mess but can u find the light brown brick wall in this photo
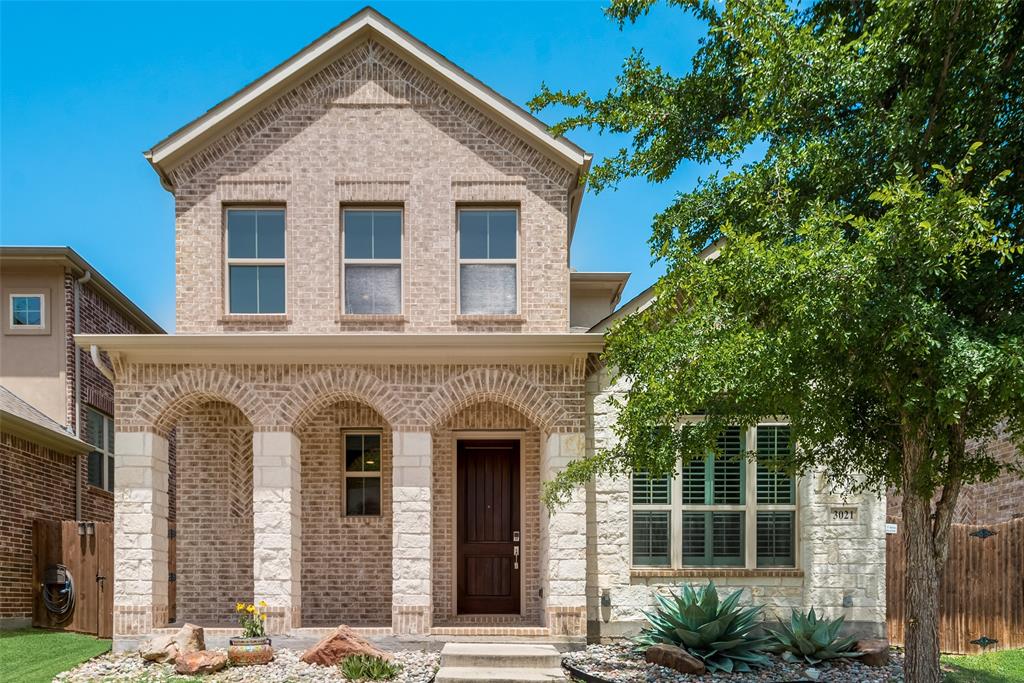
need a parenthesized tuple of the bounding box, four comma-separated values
(166, 39, 575, 334)
(431, 402, 542, 624)
(175, 401, 254, 625)
(298, 401, 392, 626)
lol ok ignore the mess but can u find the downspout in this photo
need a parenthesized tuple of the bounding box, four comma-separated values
(74, 270, 92, 521)
(90, 345, 115, 383)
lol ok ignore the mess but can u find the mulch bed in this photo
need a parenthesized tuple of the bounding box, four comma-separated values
(562, 644, 905, 683)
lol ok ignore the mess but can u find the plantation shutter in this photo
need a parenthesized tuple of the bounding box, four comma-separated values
(632, 512, 670, 566)
(632, 471, 671, 505)
(679, 427, 745, 566)
(756, 426, 796, 567)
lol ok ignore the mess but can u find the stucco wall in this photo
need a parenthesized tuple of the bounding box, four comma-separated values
(584, 365, 887, 640)
(167, 38, 575, 334)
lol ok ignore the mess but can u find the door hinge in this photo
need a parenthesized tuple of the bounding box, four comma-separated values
(168, 573, 176, 582)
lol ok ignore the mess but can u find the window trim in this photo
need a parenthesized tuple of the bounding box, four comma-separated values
(456, 206, 520, 315)
(86, 407, 115, 493)
(629, 421, 799, 570)
(341, 430, 383, 517)
(223, 205, 287, 316)
(340, 206, 404, 316)
(6, 292, 47, 333)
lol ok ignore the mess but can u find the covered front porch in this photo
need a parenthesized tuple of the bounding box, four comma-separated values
(79, 333, 600, 645)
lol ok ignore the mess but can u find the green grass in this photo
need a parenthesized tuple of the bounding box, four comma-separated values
(0, 628, 111, 683)
(942, 649, 1024, 683)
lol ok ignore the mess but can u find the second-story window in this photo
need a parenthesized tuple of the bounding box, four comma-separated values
(86, 407, 115, 492)
(342, 209, 402, 314)
(226, 208, 286, 314)
(458, 208, 517, 315)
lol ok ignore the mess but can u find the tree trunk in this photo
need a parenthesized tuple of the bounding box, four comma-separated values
(901, 486, 943, 683)
(900, 421, 946, 683)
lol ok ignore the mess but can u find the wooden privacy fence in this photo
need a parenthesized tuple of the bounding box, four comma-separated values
(886, 516, 1024, 654)
(32, 520, 113, 638)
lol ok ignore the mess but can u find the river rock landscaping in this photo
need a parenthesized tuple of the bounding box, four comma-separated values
(53, 647, 440, 683)
(563, 644, 905, 683)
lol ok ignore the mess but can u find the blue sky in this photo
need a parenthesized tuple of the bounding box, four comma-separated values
(1, 1, 712, 331)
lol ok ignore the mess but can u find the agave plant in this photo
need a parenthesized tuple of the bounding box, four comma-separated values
(339, 654, 402, 681)
(765, 608, 865, 665)
(634, 581, 772, 673)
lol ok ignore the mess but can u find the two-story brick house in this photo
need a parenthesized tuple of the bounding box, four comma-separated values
(78, 8, 887, 646)
(0, 246, 164, 629)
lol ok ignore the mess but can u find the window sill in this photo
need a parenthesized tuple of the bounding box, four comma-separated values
(336, 315, 406, 323)
(631, 568, 803, 579)
(453, 314, 526, 324)
(218, 314, 291, 323)
(85, 484, 114, 496)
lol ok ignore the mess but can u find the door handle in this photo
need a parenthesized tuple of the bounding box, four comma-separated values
(513, 530, 520, 570)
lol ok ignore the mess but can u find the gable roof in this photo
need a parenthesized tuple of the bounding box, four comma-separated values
(0, 385, 91, 454)
(145, 6, 591, 181)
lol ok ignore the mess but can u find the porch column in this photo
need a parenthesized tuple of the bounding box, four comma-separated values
(113, 431, 170, 638)
(540, 432, 588, 636)
(252, 431, 301, 634)
(391, 431, 432, 635)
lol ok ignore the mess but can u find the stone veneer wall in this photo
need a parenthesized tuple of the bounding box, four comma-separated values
(585, 365, 887, 640)
(166, 38, 576, 335)
(431, 402, 542, 624)
(175, 401, 254, 625)
(298, 401, 392, 626)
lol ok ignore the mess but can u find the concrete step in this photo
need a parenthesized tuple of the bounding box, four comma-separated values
(434, 667, 566, 683)
(440, 643, 564, 669)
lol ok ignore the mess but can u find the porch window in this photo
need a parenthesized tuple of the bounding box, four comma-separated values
(343, 432, 381, 516)
(631, 423, 797, 568)
(86, 407, 115, 492)
(342, 209, 402, 314)
(458, 208, 517, 315)
(226, 208, 286, 314)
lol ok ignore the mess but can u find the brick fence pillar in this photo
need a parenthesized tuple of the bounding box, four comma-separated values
(391, 431, 432, 635)
(540, 432, 587, 636)
(252, 431, 301, 633)
(113, 431, 170, 638)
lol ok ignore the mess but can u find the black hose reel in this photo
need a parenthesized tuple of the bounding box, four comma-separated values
(42, 564, 75, 621)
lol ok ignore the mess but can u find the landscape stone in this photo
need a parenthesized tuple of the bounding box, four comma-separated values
(300, 625, 390, 666)
(644, 643, 706, 674)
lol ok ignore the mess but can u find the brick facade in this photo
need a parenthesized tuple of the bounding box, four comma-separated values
(168, 39, 575, 335)
(887, 428, 1024, 525)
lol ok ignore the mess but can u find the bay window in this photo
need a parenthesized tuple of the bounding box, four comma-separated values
(631, 423, 797, 569)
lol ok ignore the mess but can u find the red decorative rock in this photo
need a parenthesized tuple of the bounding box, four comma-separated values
(300, 625, 390, 666)
(175, 650, 228, 675)
(645, 643, 706, 674)
(139, 634, 177, 663)
(854, 638, 891, 667)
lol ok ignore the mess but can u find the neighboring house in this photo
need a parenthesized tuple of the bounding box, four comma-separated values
(887, 428, 1023, 525)
(78, 7, 885, 645)
(0, 247, 165, 629)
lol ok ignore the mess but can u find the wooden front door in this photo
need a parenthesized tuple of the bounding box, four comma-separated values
(456, 440, 521, 614)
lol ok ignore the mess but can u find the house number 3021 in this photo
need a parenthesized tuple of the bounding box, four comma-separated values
(830, 507, 857, 523)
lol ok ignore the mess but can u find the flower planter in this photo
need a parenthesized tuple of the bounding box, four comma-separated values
(227, 636, 273, 666)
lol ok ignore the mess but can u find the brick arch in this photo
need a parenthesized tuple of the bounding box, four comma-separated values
(419, 368, 569, 432)
(277, 367, 405, 430)
(137, 367, 269, 435)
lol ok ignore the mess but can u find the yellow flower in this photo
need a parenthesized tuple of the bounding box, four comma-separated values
(247, 605, 255, 613)
(261, 613, 267, 621)
(259, 600, 267, 608)
(235, 602, 244, 612)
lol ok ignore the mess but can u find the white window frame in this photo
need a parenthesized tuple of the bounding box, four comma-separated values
(630, 421, 799, 570)
(456, 206, 520, 315)
(86, 407, 115, 493)
(9, 293, 45, 329)
(224, 206, 287, 315)
(341, 430, 383, 517)
(341, 207, 404, 315)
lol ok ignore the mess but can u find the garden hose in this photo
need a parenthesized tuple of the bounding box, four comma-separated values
(41, 564, 75, 622)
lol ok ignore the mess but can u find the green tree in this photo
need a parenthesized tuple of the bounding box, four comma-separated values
(532, 2, 1023, 681)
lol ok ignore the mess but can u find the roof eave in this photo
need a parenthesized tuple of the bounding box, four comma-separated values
(0, 410, 91, 455)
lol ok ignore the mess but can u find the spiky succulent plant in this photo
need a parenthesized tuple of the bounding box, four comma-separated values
(634, 581, 772, 673)
(765, 608, 864, 665)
